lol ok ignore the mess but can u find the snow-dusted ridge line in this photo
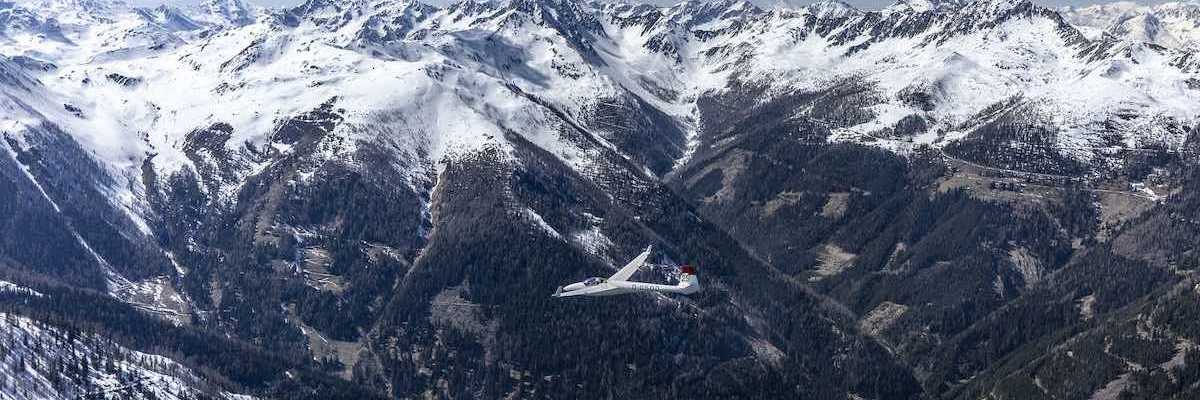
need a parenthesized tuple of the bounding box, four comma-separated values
(0, 0, 1196, 264)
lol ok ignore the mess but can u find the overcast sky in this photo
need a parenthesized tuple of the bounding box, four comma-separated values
(131, 0, 1177, 11)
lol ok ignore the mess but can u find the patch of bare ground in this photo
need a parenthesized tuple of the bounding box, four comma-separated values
(859, 301, 909, 337)
(429, 285, 499, 366)
(935, 172, 1055, 205)
(1077, 294, 1097, 321)
(114, 276, 194, 326)
(1096, 192, 1156, 241)
(1089, 372, 1134, 400)
(760, 191, 803, 218)
(1110, 213, 1181, 267)
(1008, 246, 1043, 289)
(287, 305, 361, 380)
(685, 149, 751, 205)
(748, 338, 786, 368)
(883, 242, 907, 274)
(821, 192, 849, 219)
(810, 244, 856, 282)
(301, 247, 346, 293)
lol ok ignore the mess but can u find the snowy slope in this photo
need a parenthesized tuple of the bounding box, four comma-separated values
(0, 312, 255, 400)
(3, 0, 1195, 178)
(1, 0, 1199, 305)
(593, 0, 1200, 162)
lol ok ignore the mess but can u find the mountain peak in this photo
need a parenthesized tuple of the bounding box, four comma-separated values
(885, 0, 965, 13)
(499, 0, 606, 33)
(671, 0, 760, 15)
(199, 0, 255, 26)
(661, 0, 761, 29)
(805, 0, 859, 19)
(1062, 0, 1200, 47)
(1107, 10, 1180, 46)
(134, 4, 203, 31)
(960, 0, 1036, 14)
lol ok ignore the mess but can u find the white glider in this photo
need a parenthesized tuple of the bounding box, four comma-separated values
(552, 246, 701, 298)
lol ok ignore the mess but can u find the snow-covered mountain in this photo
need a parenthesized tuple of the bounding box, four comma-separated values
(4, 0, 1200, 397)
(1063, 1, 1200, 48)
(2, 0, 1196, 209)
(0, 309, 254, 400)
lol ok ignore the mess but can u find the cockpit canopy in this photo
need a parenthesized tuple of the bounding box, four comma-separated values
(584, 277, 605, 286)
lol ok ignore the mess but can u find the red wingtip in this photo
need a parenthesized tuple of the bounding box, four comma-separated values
(680, 265, 696, 275)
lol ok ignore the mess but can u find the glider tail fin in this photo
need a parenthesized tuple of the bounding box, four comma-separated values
(678, 265, 701, 294)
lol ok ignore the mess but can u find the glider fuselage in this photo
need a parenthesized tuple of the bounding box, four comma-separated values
(552, 246, 701, 298)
